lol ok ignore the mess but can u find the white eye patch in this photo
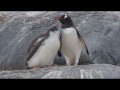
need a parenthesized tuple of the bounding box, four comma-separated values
(64, 14, 68, 19)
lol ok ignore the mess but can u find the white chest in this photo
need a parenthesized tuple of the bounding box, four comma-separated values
(61, 27, 79, 44)
(62, 27, 76, 35)
(61, 27, 82, 58)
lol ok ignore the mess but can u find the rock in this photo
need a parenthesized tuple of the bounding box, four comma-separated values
(0, 64, 120, 79)
(0, 11, 120, 70)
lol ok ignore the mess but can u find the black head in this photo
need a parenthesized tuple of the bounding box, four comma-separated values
(55, 15, 74, 28)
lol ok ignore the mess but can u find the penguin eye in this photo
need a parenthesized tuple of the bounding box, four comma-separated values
(64, 15, 68, 19)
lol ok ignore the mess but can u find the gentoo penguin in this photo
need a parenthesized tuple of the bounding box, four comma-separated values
(25, 25, 61, 69)
(56, 14, 89, 66)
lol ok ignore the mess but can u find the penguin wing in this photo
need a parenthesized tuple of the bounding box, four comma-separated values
(58, 31, 62, 57)
(26, 35, 40, 55)
(26, 32, 49, 55)
(75, 27, 89, 55)
(26, 33, 48, 62)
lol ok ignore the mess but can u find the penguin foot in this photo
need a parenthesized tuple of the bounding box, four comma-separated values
(74, 64, 78, 67)
(52, 64, 59, 67)
(74, 63, 78, 66)
(32, 66, 40, 69)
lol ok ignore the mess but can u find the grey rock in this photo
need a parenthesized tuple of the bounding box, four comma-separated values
(0, 64, 120, 79)
(0, 11, 120, 70)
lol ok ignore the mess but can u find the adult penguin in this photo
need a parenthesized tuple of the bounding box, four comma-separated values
(56, 14, 89, 66)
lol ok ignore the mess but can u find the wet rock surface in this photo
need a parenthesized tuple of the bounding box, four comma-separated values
(0, 64, 120, 79)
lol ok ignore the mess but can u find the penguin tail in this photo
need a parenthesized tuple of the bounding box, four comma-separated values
(25, 59, 30, 69)
(27, 67, 30, 69)
(26, 62, 30, 69)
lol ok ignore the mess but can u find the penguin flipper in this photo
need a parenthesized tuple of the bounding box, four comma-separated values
(26, 33, 47, 55)
(75, 28, 89, 55)
(26, 38, 45, 62)
(58, 32, 62, 57)
(25, 33, 49, 63)
(58, 51, 61, 57)
(25, 36, 43, 67)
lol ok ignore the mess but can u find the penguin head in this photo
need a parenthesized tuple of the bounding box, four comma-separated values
(55, 14, 74, 27)
(49, 25, 61, 37)
(49, 25, 60, 33)
(50, 26, 58, 32)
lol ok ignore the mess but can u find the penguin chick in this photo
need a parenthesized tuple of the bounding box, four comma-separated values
(26, 25, 61, 69)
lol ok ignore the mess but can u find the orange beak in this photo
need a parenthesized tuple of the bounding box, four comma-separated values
(55, 17, 61, 20)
